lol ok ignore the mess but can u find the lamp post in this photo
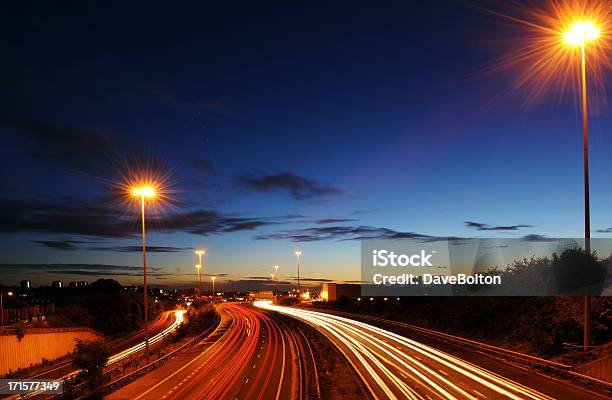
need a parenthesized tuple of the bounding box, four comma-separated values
(211, 276, 216, 301)
(274, 265, 279, 295)
(295, 250, 302, 297)
(195, 250, 205, 302)
(1, 291, 13, 327)
(131, 186, 156, 355)
(563, 20, 600, 350)
(195, 264, 202, 301)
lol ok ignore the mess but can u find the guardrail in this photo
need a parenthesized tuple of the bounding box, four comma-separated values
(66, 315, 221, 400)
(321, 309, 612, 394)
(575, 353, 612, 384)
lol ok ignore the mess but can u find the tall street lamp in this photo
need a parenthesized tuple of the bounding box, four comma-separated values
(131, 186, 156, 355)
(295, 250, 302, 296)
(274, 265, 279, 294)
(195, 250, 205, 301)
(1, 291, 13, 326)
(211, 276, 216, 301)
(563, 20, 600, 349)
(195, 264, 202, 301)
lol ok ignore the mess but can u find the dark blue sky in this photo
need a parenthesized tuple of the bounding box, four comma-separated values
(1, 1, 611, 289)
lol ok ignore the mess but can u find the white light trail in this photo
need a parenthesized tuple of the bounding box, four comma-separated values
(255, 301, 554, 400)
(107, 310, 186, 364)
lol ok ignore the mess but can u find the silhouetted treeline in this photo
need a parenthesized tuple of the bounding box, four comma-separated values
(46, 279, 165, 336)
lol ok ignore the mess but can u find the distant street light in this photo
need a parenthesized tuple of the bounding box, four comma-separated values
(131, 185, 156, 355)
(295, 250, 302, 296)
(211, 276, 216, 300)
(1, 291, 14, 326)
(563, 19, 601, 350)
(195, 250, 206, 302)
(195, 264, 202, 301)
(274, 265, 279, 294)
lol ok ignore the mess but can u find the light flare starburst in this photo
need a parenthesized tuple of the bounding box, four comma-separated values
(484, 0, 610, 107)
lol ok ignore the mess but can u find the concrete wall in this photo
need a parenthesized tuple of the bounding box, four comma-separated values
(0, 327, 102, 376)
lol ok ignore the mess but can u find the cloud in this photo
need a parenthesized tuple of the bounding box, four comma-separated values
(5, 119, 122, 175)
(235, 173, 343, 200)
(5, 118, 172, 183)
(596, 228, 612, 233)
(522, 234, 555, 242)
(32, 240, 88, 251)
(0, 263, 168, 277)
(0, 197, 297, 239)
(314, 218, 355, 224)
(89, 246, 193, 253)
(142, 85, 231, 117)
(465, 221, 533, 231)
(286, 276, 334, 282)
(256, 225, 435, 242)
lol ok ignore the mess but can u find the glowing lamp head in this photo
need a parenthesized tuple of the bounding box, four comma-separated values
(211, 276, 216, 282)
(564, 21, 600, 45)
(131, 186, 156, 198)
(195, 264, 202, 270)
(195, 249, 206, 256)
(7, 291, 13, 296)
(295, 250, 302, 257)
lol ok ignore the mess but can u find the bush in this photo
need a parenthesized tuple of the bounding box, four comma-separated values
(174, 304, 218, 339)
(72, 339, 110, 388)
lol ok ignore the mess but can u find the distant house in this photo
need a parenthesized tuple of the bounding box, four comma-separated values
(1, 297, 55, 325)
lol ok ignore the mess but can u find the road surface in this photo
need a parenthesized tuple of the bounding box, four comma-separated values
(255, 301, 608, 400)
(106, 303, 301, 400)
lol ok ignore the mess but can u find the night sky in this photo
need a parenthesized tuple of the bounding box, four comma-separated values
(1, 1, 611, 289)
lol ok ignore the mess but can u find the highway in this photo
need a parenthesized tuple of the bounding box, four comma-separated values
(1, 310, 185, 400)
(106, 303, 302, 400)
(255, 301, 608, 400)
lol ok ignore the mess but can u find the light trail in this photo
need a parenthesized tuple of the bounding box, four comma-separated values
(254, 301, 556, 400)
(8, 310, 185, 400)
(107, 309, 185, 364)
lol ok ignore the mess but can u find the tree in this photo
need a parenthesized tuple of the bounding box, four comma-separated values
(72, 339, 110, 388)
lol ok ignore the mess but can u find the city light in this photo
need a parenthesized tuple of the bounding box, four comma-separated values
(489, 1, 609, 105)
(131, 186, 156, 198)
(564, 21, 600, 45)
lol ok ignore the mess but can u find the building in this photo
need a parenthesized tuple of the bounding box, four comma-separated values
(20, 280, 31, 289)
(51, 281, 63, 288)
(321, 283, 361, 301)
(248, 290, 275, 300)
(68, 281, 88, 288)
